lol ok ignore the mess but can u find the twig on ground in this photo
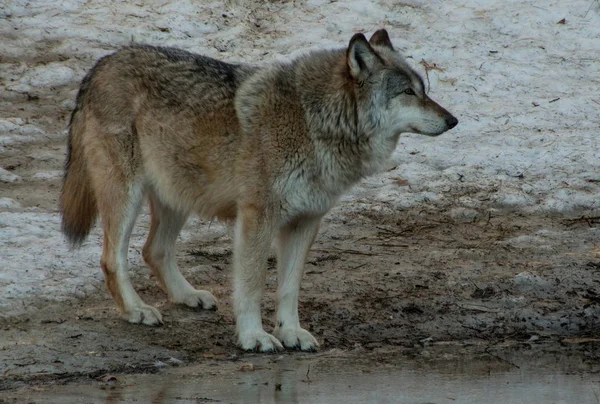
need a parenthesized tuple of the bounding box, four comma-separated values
(301, 364, 313, 383)
(312, 248, 374, 256)
(419, 60, 445, 93)
(563, 216, 600, 227)
(584, 0, 599, 18)
(484, 347, 521, 369)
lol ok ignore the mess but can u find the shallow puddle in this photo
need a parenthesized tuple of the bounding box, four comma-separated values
(6, 349, 599, 403)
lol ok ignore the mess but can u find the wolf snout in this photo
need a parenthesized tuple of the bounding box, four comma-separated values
(446, 115, 458, 129)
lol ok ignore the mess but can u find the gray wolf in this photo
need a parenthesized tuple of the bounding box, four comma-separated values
(59, 29, 458, 352)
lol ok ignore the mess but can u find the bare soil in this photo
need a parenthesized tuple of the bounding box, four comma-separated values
(1, 62, 600, 394)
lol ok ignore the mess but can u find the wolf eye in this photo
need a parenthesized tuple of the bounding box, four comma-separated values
(404, 88, 415, 95)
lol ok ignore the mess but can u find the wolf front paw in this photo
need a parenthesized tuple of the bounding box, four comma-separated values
(274, 326, 319, 351)
(238, 329, 284, 352)
(124, 304, 163, 326)
(173, 289, 217, 311)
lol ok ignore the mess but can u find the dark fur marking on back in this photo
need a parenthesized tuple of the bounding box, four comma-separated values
(129, 44, 242, 85)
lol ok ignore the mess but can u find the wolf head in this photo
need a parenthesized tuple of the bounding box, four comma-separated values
(347, 29, 458, 137)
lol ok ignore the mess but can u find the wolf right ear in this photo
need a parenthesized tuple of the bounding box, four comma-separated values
(369, 29, 394, 50)
(347, 33, 379, 81)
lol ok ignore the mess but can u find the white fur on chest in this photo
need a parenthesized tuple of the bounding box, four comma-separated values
(277, 138, 397, 220)
(276, 169, 343, 221)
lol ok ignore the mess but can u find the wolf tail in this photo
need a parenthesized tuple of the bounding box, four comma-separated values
(59, 79, 98, 248)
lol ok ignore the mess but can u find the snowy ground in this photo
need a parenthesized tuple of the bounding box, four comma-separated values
(3, 0, 599, 315)
(1, 0, 599, 381)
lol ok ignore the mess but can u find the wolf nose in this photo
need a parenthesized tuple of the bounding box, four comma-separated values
(446, 115, 458, 129)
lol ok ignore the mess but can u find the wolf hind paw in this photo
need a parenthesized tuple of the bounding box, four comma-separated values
(124, 304, 163, 326)
(173, 289, 217, 311)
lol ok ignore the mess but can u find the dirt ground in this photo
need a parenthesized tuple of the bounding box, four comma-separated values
(1, 83, 600, 392)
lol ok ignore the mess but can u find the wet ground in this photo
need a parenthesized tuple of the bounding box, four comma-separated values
(1, 206, 600, 397)
(1, 343, 599, 403)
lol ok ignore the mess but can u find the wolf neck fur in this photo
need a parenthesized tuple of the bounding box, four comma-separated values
(296, 50, 396, 187)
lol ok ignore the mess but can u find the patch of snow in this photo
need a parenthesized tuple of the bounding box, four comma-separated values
(513, 272, 552, 293)
(0, 118, 45, 136)
(0, 211, 138, 315)
(0, 168, 21, 183)
(22, 63, 75, 88)
(503, 235, 545, 247)
(493, 192, 536, 209)
(449, 207, 480, 222)
(0, 118, 46, 146)
(31, 171, 62, 180)
(0, 198, 21, 209)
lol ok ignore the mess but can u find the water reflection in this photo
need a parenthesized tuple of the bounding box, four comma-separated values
(9, 352, 600, 404)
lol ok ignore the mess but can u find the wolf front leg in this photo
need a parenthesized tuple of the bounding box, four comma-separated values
(273, 217, 321, 351)
(233, 205, 283, 352)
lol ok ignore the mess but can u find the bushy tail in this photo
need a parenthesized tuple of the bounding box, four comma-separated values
(59, 106, 98, 248)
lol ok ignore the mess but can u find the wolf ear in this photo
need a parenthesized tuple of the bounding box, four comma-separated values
(347, 33, 378, 81)
(369, 29, 394, 50)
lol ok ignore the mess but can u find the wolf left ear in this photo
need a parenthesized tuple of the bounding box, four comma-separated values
(347, 33, 379, 81)
(369, 29, 394, 50)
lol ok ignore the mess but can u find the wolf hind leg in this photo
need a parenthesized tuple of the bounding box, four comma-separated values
(99, 181, 163, 326)
(142, 191, 217, 310)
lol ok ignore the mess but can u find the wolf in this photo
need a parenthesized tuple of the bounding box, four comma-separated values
(60, 29, 457, 352)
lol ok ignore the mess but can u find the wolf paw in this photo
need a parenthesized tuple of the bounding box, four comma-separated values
(125, 304, 163, 326)
(274, 326, 319, 351)
(173, 289, 217, 311)
(238, 330, 284, 352)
